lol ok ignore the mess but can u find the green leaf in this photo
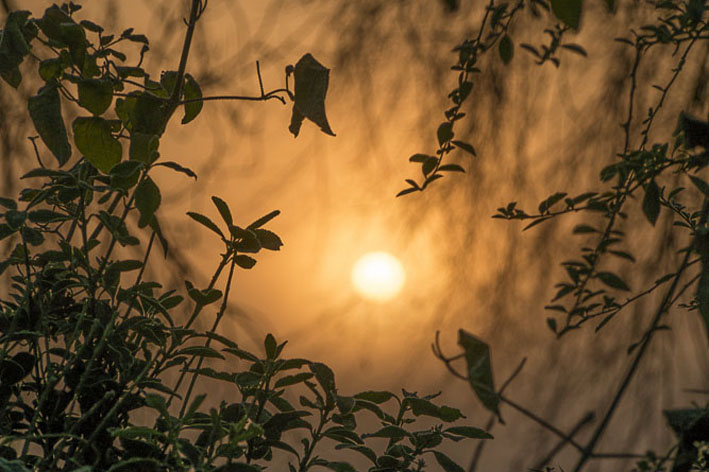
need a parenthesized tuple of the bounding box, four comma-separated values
(458, 330, 500, 416)
(129, 133, 160, 164)
(689, 175, 709, 196)
(187, 211, 224, 238)
(73, 117, 122, 173)
(182, 73, 203, 124)
(550, 0, 583, 30)
(642, 180, 660, 226)
(149, 215, 169, 258)
(109, 160, 143, 191)
(187, 287, 222, 306)
(289, 53, 335, 137)
(235, 255, 257, 269)
(498, 34, 514, 64)
(432, 451, 465, 472)
(135, 177, 161, 228)
(321, 462, 356, 472)
(211, 196, 232, 226)
(405, 397, 464, 422)
(275, 372, 314, 388)
(363, 425, 409, 440)
(437, 122, 454, 146)
(310, 362, 336, 396)
(596, 271, 630, 291)
(78, 78, 113, 115)
(174, 346, 225, 360)
(0, 10, 32, 87)
(28, 82, 71, 166)
(444, 426, 493, 439)
(353, 391, 395, 404)
(28, 209, 69, 223)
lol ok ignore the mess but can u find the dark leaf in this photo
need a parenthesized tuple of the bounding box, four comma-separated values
(211, 196, 232, 226)
(437, 122, 454, 145)
(247, 210, 280, 230)
(135, 176, 161, 228)
(155, 161, 197, 179)
(690, 175, 709, 196)
(498, 34, 514, 64)
(642, 180, 660, 226)
(28, 82, 71, 166)
(235, 255, 257, 269)
(561, 43, 588, 56)
(129, 132, 160, 164)
(187, 211, 224, 238)
(452, 140, 477, 156)
(550, 0, 583, 30)
(73, 116, 122, 173)
(78, 78, 113, 116)
(432, 451, 465, 472)
(289, 53, 335, 137)
(182, 73, 203, 124)
(596, 271, 630, 291)
(458, 330, 499, 416)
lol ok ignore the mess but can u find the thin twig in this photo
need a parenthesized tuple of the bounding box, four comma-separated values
(572, 247, 693, 472)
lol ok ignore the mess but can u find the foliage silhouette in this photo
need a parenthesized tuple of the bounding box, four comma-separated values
(0, 2, 488, 471)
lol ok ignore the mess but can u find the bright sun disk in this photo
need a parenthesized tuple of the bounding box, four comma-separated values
(351, 252, 406, 302)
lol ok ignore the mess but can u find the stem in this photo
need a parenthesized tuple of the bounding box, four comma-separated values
(572, 248, 693, 472)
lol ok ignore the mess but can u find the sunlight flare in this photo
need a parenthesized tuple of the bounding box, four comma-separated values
(351, 252, 406, 301)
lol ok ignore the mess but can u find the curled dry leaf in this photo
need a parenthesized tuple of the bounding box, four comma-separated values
(289, 53, 335, 138)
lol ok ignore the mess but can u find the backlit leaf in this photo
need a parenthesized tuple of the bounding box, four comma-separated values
(289, 53, 335, 137)
(596, 271, 630, 291)
(78, 78, 113, 115)
(28, 82, 71, 166)
(499, 34, 514, 64)
(182, 73, 203, 124)
(550, 0, 583, 30)
(73, 116, 122, 173)
(458, 330, 499, 416)
(642, 180, 660, 226)
(135, 176, 161, 228)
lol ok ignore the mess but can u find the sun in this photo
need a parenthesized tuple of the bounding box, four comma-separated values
(351, 252, 406, 302)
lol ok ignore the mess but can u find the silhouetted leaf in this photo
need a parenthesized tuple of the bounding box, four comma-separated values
(28, 82, 71, 166)
(0, 10, 32, 87)
(129, 132, 159, 164)
(596, 271, 630, 291)
(235, 255, 257, 269)
(182, 73, 203, 124)
(247, 210, 280, 230)
(289, 53, 335, 137)
(561, 43, 587, 56)
(550, 0, 583, 30)
(444, 426, 493, 439)
(254, 229, 283, 250)
(452, 140, 476, 156)
(432, 451, 465, 472)
(354, 391, 395, 404)
(174, 346, 224, 360)
(680, 112, 709, 148)
(499, 34, 514, 64)
(437, 122, 454, 145)
(187, 212, 224, 238)
(697, 262, 709, 339)
(155, 161, 197, 179)
(73, 116, 121, 173)
(642, 180, 660, 226)
(78, 78, 113, 115)
(690, 175, 709, 196)
(458, 330, 499, 416)
(211, 196, 232, 226)
(135, 177, 161, 228)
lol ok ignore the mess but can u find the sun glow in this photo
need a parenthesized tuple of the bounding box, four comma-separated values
(351, 252, 406, 301)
